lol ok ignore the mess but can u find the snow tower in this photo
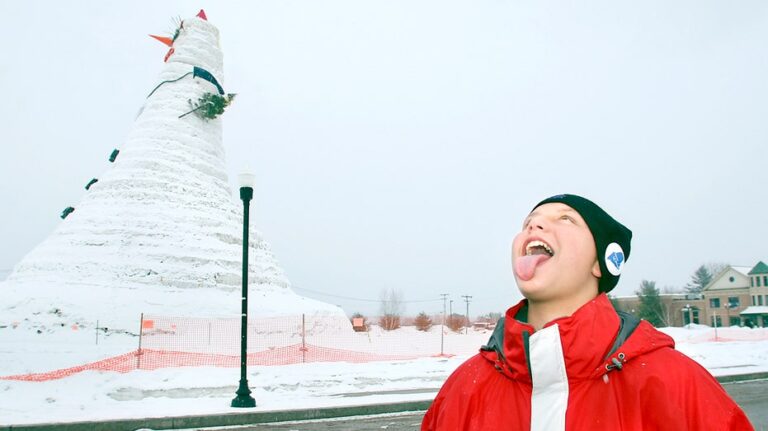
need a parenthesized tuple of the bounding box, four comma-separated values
(2, 11, 347, 332)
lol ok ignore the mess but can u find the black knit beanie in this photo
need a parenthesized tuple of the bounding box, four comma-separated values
(532, 194, 632, 293)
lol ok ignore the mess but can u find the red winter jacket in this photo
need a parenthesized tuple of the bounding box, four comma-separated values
(422, 294, 753, 430)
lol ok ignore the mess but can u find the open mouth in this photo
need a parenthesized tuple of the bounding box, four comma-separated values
(525, 240, 554, 257)
(514, 239, 555, 281)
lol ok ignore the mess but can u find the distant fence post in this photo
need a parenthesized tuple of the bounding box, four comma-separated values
(137, 313, 144, 370)
(301, 314, 307, 363)
(95, 320, 99, 345)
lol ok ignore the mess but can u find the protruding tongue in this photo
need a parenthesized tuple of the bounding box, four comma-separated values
(514, 254, 550, 281)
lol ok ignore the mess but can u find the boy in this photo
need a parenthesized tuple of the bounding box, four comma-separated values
(422, 194, 752, 430)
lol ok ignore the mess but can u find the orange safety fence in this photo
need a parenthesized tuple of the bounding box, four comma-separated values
(0, 346, 420, 382)
(677, 327, 768, 343)
(1, 313, 480, 382)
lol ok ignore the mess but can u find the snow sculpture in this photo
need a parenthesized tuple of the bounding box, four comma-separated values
(2, 11, 347, 332)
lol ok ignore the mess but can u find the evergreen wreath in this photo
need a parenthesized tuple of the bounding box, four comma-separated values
(171, 17, 183, 42)
(179, 92, 236, 120)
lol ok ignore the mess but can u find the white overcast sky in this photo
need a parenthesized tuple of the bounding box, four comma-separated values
(1, 1, 767, 317)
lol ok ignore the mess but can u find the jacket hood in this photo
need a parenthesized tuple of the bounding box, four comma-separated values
(481, 293, 675, 382)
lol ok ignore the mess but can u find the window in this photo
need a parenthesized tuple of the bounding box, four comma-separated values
(729, 276, 735, 282)
(754, 296, 758, 306)
(729, 317, 741, 327)
(710, 298, 721, 308)
(759, 277, 763, 287)
(712, 315, 723, 327)
(728, 297, 740, 308)
(760, 296, 764, 306)
(764, 275, 768, 286)
(753, 278, 756, 287)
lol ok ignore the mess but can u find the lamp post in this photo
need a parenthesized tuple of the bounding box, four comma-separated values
(231, 172, 256, 408)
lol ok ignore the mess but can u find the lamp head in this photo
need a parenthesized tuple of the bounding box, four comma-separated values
(238, 172, 256, 189)
(238, 172, 255, 202)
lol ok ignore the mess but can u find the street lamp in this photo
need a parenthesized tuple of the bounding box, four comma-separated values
(231, 172, 256, 408)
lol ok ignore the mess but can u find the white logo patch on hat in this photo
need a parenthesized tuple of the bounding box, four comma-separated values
(604, 242, 624, 276)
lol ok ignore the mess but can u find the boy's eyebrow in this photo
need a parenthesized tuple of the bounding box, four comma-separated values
(522, 210, 539, 225)
(523, 207, 578, 225)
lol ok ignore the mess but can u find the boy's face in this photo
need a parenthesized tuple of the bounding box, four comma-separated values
(511, 202, 601, 303)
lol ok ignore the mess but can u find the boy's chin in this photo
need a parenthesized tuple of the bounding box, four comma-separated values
(515, 278, 553, 300)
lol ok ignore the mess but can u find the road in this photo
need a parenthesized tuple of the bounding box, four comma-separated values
(724, 379, 768, 428)
(188, 379, 768, 430)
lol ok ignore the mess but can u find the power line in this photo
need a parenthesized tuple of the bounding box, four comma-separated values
(291, 286, 442, 304)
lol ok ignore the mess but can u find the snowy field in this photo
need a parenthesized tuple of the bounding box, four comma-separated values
(1, 324, 767, 426)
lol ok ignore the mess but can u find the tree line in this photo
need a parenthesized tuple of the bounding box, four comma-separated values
(354, 264, 728, 331)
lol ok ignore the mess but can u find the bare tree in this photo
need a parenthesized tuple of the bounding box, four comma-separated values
(379, 288, 404, 330)
(446, 313, 465, 332)
(414, 312, 433, 331)
(661, 284, 684, 294)
(706, 262, 729, 278)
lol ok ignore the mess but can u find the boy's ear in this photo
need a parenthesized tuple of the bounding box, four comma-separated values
(592, 260, 601, 278)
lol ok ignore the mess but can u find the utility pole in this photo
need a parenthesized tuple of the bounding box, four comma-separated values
(462, 295, 472, 335)
(440, 293, 449, 356)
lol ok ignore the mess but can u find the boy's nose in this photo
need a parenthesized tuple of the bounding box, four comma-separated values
(528, 214, 547, 232)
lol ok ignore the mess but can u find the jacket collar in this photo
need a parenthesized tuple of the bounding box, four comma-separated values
(481, 293, 674, 382)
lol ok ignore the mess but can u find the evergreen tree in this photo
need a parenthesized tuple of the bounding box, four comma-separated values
(636, 280, 666, 327)
(686, 265, 713, 293)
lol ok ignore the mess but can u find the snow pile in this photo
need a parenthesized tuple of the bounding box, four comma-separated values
(1, 12, 346, 332)
(661, 325, 768, 375)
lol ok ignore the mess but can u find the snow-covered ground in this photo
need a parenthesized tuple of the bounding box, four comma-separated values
(1, 324, 767, 426)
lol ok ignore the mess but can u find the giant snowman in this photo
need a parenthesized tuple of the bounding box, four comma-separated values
(2, 11, 348, 333)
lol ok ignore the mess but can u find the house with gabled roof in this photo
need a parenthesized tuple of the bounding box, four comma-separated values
(740, 261, 768, 327)
(701, 266, 752, 327)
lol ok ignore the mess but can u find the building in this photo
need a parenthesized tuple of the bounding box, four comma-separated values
(700, 266, 752, 327)
(740, 261, 768, 327)
(613, 261, 767, 328)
